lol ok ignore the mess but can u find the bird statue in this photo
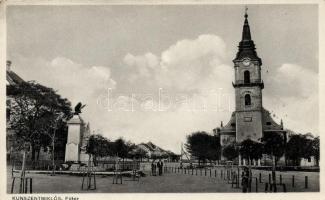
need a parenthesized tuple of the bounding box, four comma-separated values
(74, 102, 86, 115)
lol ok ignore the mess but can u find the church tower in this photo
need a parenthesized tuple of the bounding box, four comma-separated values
(216, 8, 286, 164)
(232, 10, 264, 142)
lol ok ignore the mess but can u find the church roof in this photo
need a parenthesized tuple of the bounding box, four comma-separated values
(217, 108, 284, 136)
(233, 10, 262, 65)
(218, 112, 236, 134)
(262, 108, 284, 132)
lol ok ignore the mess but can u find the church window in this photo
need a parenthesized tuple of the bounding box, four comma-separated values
(244, 70, 250, 84)
(245, 94, 251, 106)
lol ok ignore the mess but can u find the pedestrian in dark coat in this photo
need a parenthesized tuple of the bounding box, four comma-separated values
(157, 159, 163, 176)
(241, 167, 250, 193)
(151, 161, 157, 176)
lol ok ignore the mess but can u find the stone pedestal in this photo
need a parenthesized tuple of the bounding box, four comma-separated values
(65, 115, 83, 162)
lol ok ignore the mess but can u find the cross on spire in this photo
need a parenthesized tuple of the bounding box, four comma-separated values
(245, 6, 248, 18)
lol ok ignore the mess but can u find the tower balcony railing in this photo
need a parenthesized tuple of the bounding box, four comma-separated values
(232, 79, 264, 88)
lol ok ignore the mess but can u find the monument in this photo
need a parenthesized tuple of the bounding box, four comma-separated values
(65, 102, 90, 162)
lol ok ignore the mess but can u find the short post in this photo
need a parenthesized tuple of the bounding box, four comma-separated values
(305, 176, 308, 189)
(185, 168, 186, 174)
(255, 177, 258, 192)
(292, 175, 295, 188)
(280, 174, 282, 184)
(259, 173, 262, 183)
(268, 174, 271, 184)
(205, 169, 207, 176)
(215, 169, 216, 177)
(30, 178, 33, 193)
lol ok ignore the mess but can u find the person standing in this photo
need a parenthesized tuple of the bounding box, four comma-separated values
(157, 159, 163, 176)
(151, 161, 156, 176)
(241, 167, 250, 193)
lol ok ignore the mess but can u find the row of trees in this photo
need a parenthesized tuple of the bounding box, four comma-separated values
(86, 134, 180, 164)
(186, 131, 319, 167)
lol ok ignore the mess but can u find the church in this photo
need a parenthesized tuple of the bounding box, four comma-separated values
(215, 11, 286, 165)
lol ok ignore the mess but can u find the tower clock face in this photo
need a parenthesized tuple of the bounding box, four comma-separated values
(242, 58, 250, 66)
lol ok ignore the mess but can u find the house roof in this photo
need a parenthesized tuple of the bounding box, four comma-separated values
(6, 70, 24, 85)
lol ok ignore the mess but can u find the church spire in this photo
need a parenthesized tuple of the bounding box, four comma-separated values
(233, 6, 262, 65)
(242, 7, 252, 41)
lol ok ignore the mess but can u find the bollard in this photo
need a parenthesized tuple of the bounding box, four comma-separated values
(292, 175, 295, 188)
(268, 174, 271, 184)
(185, 168, 186, 174)
(215, 169, 216, 177)
(256, 177, 258, 192)
(30, 178, 33, 193)
(259, 173, 262, 183)
(305, 176, 308, 189)
(280, 174, 282, 184)
(11, 177, 15, 193)
(205, 169, 207, 176)
(283, 183, 287, 192)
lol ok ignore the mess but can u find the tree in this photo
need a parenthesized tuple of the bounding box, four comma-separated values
(286, 133, 314, 166)
(129, 148, 147, 161)
(222, 143, 239, 161)
(7, 81, 72, 180)
(312, 136, 320, 166)
(185, 131, 221, 166)
(206, 135, 221, 163)
(167, 151, 180, 162)
(86, 134, 112, 166)
(239, 139, 263, 164)
(261, 132, 285, 189)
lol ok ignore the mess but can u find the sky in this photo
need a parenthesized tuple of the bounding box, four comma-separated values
(6, 4, 318, 153)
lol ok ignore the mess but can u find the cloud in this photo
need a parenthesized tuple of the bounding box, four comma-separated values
(263, 63, 318, 135)
(13, 56, 116, 107)
(264, 63, 318, 98)
(123, 34, 231, 92)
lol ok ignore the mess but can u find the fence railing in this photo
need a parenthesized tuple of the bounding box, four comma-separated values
(10, 160, 141, 172)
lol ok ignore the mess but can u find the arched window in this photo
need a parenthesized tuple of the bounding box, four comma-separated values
(245, 94, 251, 106)
(244, 70, 250, 84)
